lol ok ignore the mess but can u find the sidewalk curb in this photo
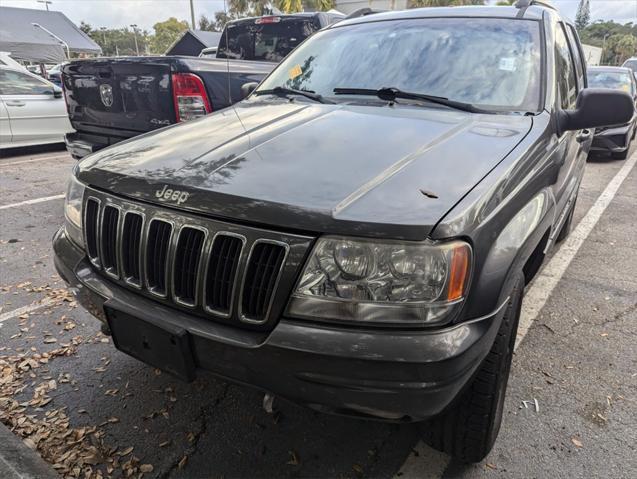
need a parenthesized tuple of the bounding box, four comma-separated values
(0, 423, 58, 479)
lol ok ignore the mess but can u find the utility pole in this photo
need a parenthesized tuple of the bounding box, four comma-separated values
(37, 0, 52, 11)
(32, 22, 70, 59)
(601, 33, 610, 65)
(130, 24, 140, 56)
(190, 0, 196, 30)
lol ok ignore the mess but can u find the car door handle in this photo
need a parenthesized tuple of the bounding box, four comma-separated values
(5, 101, 26, 107)
(576, 129, 592, 143)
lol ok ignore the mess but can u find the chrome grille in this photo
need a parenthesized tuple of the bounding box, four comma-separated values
(81, 189, 313, 330)
(121, 212, 143, 286)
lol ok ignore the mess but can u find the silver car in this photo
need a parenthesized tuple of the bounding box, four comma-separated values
(0, 66, 73, 149)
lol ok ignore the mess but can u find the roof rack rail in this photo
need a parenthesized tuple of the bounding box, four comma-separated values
(345, 8, 387, 19)
(515, 0, 557, 10)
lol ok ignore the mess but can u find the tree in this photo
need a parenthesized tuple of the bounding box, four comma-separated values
(578, 20, 637, 64)
(150, 17, 190, 54)
(198, 14, 217, 31)
(78, 22, 150, 56)
(495, 0, 515, 5)
(575, 0, 591, 30)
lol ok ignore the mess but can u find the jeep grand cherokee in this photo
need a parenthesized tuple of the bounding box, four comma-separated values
(53, 1, 633, 462)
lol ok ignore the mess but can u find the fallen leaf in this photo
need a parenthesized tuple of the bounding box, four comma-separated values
(571, 437, 583, 448)
(287, 450, 300, 466)
(140, 464, 153, 473)
(178, 455, 188, 469)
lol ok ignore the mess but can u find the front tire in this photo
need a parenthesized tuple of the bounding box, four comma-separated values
(423, 273, 524, 463)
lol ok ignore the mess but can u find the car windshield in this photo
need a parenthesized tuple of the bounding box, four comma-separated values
(587, 70, 634, 94)
(622, 59, 637, 73)
(256, 18, 542, 112)
(217, 17, 319, 62)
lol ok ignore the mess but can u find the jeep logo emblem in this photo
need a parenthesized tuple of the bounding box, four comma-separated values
(99, 84, 113, 107)
(155, 185, 189, 205)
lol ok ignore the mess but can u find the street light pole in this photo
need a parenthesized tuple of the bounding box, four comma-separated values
(32, 22, 70, 59)
(37, 0, 52, 11)
(601, 33, 610, 65)
(190, 0, 196, 30)
(130, 24, 140, 56)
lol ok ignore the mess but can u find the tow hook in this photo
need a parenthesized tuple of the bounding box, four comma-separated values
(263, 393, 276, 414)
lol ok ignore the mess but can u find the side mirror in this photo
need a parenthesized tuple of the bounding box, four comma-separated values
(53, 86, 63, 99)
(559, 88, 634, 133)
(241, 82, 259, 99)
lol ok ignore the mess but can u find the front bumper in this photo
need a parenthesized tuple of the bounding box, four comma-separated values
(590, 124, 633, 153)
(53, 227, 504, 421)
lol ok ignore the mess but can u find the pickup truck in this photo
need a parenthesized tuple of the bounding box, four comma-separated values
(61, 56, 272, 158)
(61, 12, 344, 159)
(54, 1, 633, 463)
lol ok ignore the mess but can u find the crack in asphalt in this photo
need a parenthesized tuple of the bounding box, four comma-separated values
(161, 382, 231, 479)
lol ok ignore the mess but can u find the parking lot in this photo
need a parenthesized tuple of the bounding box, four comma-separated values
(1, 143, 636, 479)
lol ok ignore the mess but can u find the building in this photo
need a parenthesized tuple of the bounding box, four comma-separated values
(0, 6, 101, 63)
(165, 30, 223, 56)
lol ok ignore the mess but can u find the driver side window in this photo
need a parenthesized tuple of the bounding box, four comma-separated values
(554, 24, 578, 110)
(0, 70, 51, 95)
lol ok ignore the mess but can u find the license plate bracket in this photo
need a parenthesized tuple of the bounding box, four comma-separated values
(105, 305, 196, 382)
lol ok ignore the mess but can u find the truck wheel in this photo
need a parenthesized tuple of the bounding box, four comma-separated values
(422, 273, 524, 464)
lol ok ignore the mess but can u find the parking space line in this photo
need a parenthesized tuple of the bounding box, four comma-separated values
(0, 297, 56, 326)
(0, 194, 65, 210)
(0, 154, 70, 167)
(516, 151, 637, 350)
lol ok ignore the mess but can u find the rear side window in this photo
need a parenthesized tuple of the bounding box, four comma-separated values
(0, 70, 51, 95)
(554, 24, 578, 109)
(218, 18, 319, 62)
(565, 25, 585, 90)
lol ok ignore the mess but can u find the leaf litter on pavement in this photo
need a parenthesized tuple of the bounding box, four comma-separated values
(0, 290, 155, 478)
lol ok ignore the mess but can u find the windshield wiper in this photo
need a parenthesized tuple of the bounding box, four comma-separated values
(254, 86, 333, 104)
(333, 87, 489, 113)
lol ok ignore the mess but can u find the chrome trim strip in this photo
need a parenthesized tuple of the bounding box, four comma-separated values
(238, 239, 290, 325)
(202, 231, 247, 318)
(144, 217, 175, 299)
(172, 224, 209, 308)
(121, 210, 145, 289)
(99, 203, 123, 280)
(83, 196, 101, 268)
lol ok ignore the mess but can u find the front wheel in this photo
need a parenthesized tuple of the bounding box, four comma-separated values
(422, 273, 524, 463)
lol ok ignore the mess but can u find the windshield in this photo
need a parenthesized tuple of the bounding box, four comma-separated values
(622, 60, 637, 73)
(587, 70, 634, 94)
(217, 17, 319, 62)
(256, 18, 542, 112)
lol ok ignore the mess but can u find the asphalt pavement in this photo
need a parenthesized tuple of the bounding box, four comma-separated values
(0, 144, 635, 479)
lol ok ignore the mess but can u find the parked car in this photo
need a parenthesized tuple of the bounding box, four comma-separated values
(0, 66, 73, 149)
(622, 57, 637, 80)
(198, 46, 217, 57)
(46, 63, 65, 87)
(586, 66, 637, 159)
(53, 1, 633, 463)
(0, 51, 28, 71)
(61, 56, 273, 159)
(216, 12, 344, 63)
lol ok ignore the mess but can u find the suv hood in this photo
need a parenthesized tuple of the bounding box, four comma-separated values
(77, 100, 532, 240)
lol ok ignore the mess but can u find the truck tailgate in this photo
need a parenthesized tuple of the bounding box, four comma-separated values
(63, 58, 174, 134)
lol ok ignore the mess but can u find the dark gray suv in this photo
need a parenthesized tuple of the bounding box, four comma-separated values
(53, 1, 633, 462)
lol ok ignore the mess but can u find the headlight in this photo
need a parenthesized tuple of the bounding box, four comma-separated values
(64, 175, 85, 248)
(287, 236, 471, 326)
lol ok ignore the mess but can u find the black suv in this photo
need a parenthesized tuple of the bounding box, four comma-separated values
(54, 1, 633, 462)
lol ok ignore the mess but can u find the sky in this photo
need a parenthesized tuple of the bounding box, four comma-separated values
(0, 0, 635, 31)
